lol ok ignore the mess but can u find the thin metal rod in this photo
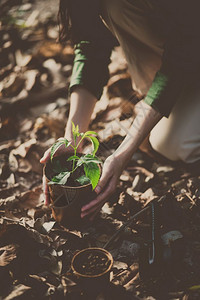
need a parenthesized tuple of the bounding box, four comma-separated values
(103, 195, 166, 250)
(148, 202, 155, 265)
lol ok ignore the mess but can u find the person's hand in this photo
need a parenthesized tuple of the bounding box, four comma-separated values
(81, 154, 124, 221)
(81, 100, 162, 221)
(40, 138, 75, 205)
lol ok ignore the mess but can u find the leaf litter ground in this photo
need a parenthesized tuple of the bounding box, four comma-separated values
(0, 1, 200, 299)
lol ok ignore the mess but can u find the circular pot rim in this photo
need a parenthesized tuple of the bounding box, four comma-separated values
(71, 247, 113, 278)
(48, 180, 92, 189)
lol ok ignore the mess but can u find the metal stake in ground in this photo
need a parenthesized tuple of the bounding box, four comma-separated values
(103, 195, 166, 250)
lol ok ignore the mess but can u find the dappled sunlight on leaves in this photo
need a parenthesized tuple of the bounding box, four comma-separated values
(0, 1, 200, 299)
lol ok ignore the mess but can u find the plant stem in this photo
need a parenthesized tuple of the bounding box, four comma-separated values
(72, 147, 77, 172)
(72, 135, 84, 173)
(76, 135, 84, 150)
(71, 164, 79, 174)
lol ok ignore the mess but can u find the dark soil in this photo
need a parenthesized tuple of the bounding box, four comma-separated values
(73, 249, 111, 276)
(45, 154, 85, 187)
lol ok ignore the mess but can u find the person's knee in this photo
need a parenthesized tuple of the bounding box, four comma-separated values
(176, 142, 200, 163)
(150, 130, 181, 161)
(150, 128, 200, 163)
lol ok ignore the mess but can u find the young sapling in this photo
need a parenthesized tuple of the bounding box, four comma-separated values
(48, 122, 101, 189)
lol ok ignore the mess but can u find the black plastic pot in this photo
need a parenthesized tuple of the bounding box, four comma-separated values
(44, 154, 97, 229)
(71, 248, 113, 296)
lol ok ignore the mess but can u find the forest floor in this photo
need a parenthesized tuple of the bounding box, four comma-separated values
(0, 1, 200, 299)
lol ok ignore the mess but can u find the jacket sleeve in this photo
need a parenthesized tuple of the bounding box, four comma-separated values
(68, 0, 118, 99)
(144, 1, 200, 117)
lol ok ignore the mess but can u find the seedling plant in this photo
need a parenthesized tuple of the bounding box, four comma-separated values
(49, 122, 101, 189)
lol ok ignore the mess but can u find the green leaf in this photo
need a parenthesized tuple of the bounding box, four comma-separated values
(84, 162, 100, 189)
(83, 131, 97, 136)
(87, 136, 99, 156)
(76, 155, 102, 169)
(76, 175, 91, 186)
(51, 140, 65, 161)
(50, 138, 71, 161)
(76, 158, 84, 168)
(71, 121, 76, 133)
(83, 154, 102, 164)
(71, 121, 80, 141)
(48, 171, 71, 185)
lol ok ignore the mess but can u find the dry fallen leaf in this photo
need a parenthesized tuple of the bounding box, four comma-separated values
(11, 139, 37, 158)
(18, 158, 32, 173)
(43, 59, 63, 85)
(109, 46, 127, 76)
(1, 73, 26, 97)
(24, 69, 38, 91)
(0, 195, 19, 210)
(36, 41, 62, 59)
(60, 45, 74, 64)
(26, 149, 43, 174)
(6, 173, 15, 187)
(4, 284, 32, 300)
(15, 50, 32, 67)
(107, 73, 133, 99)
(19, 186, 43, 209)
(19, 119, 33, 134)
(8, 151, 18, 173)
(33, 116, 65, 139)
(1, 5, 200, 299)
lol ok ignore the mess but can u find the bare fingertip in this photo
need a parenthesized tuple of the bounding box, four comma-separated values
(81, 205, 88, 212)
(95, 186, 101, 194)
